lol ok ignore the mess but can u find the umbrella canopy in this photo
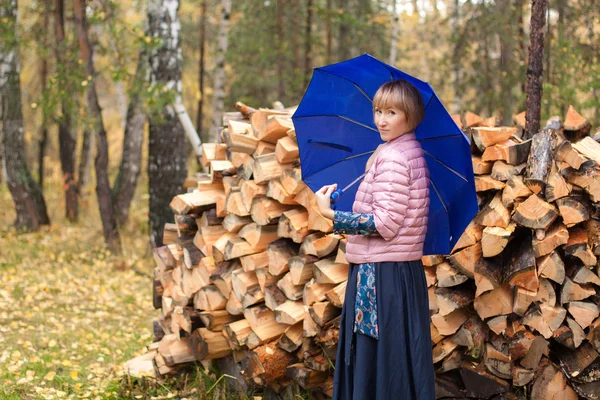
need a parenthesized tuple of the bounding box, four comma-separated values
(292, 54, 478, 255)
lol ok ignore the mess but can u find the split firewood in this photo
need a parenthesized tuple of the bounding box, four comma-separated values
(423, 265, 437, 287)
(474, 285, 513, 320)
(222, 214, 252, 234)
(223, 319, 252, 349)
(471, 126, 518, 151)
(491, 161, 526, 182)
(431, 309, 468, 336)
(502, 176, 532, 208)
(324, 281, 346, 308)
(503, 234, 538, 291)
(309, 301, 341, 326)
(303, 278, 335, 306)
(436, 261, 469, 288)
(275, 136, 299, 164)
(277, 322, 304, 352)
(513, 287, 537, 316)
(277, 272, 305, 301)
(475, 175, 505, 192)
(476, 192, 511, 228)
(482, 139, 531, 165)
(422, 254, 445, 266)
(537, 251, 566, 284)
(239, 251, 269, 272)
(481, 224, 515, 257)
(158, 334, 199, 367)
(572, 265, 600, 286)
(280, 168, 305, 196)
(210, 160, 237, 183)
(194, 225, 226, 257)
(251, 197, 295, 225)
(258, 115, 294, 144)
(313, 257, 349, 285)
(560, 277, 595, 305)
(267, 238, 300, 276)
(225, 189, 251, 217)
(210, 259, 241, 298)
(532, 222, 568, 258)
(555, 140, 586, 170)
(198, 310, 241, 332)
(522, 304, 566, 339)
(194, 285, 227, 311)
(563, 164, 600, 202)
(222, 127, 259, 154)
(472, 157, 493, 175)
(201, 143, 228, 167)
(289, 255, 319, 286)
(435, 285, 475, 316)
(274, 300, 307, 325)
(240, 180, 267, 213)
(512, 194, 558, 230)
(563, 227, 597, 267)
(253, 153, 292, 183)
(563, 105, 591, 141)
(460, 361, 511, 398)
(264, 283, 287, 311)
(448, 243, 481, 278)
(531, 361, 578, 400)
(520, 335, 549, 369)
(556, 197, 590, 227)
(567, 301, 600, 329)
(545, 163, 571, 202)
(432, 337, 458, 363)
(254, 141, 276, 156)
(267, 179, 297, 205)
(286, 363, 328, 390)
(189, 328, 232, 360)
(243, 306, 288, 346)
(484, 343, 512, 380)
(277, 209, 309, 243)
(170, 191, 219, 215)
(255, 268, 282, 292)
(474, 258, 503, 296)
(300, 232, 341, 258)
(464, 111, 483, 127)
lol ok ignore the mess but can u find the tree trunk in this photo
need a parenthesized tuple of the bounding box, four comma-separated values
(147, 0, 188, 247)
(498, 0, 516, 125)
(326, 0, 332, 64)
(517, 0, 527, 101)
(112, 54, 147, 226)
(209, 0, 231, 142)
(451, 0, 462, 114)
(337, 0, 350, 60)
(276, 0, 285, 102)
(38, 0, 51, 189)
(524, 0, 547, 139)
(77, 128, 93, 192)
(54, 0, 78, 222)
(0, 0, 50, 230)
(304, 0, 313, 88)
(73, 0, 121, 253)
(389, 0, 399, 66)
(196, 0, 207, 138)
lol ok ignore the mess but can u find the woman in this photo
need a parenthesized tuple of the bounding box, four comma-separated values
(315, 80, 435, 399)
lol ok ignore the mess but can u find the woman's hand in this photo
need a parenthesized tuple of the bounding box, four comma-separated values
(315, 184, 337, 220)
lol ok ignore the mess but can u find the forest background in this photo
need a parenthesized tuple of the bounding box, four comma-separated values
(0, 0, 599, 398)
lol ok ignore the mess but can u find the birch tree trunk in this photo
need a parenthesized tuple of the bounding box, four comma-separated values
(304, 0, 313, 88)
(54, 0, 78, 222)
(112, 54, 147, 226)
(389, 0, 399, 66)
(209, 0, 231, 142)
(73, 0, 121, 253)
(196, 0, 207, 138)
(0, 0, 50, 230)
(147, 0, 187, 247)
(524, 0, 547, 139)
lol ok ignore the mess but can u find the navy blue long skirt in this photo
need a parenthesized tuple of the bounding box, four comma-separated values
(332, 261, 436, 399)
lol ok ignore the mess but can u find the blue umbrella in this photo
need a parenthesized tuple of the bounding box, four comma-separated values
(292, 54, 478, 255)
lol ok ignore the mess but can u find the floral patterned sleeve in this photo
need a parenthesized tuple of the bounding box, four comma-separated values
(333, 211, 379, 236)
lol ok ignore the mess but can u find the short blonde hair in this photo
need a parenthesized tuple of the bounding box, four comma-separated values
(373, 80, 425, 132)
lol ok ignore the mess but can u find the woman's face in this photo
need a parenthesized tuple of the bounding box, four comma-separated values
(374, 106, 409, 142)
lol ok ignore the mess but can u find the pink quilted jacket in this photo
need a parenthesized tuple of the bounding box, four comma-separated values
(345, 132, 430, 263)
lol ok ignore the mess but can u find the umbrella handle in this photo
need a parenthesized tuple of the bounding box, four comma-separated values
(330, 189, 343, 204)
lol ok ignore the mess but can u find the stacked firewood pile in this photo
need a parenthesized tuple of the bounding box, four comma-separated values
(125, 103, 600, 399)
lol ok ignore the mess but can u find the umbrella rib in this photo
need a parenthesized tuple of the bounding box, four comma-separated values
(430, 180, 449, 213)
(315, 68, 374, 103)
(302, 149, 376, 181)
(423, 151, 470, 182)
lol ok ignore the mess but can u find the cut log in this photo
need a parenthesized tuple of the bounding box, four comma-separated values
(556, 197, 590, 228)
(324, 281, 346, 308)
(210, 259, 241, 298)
(222, 214, 252, 234)
(432, 337, 458, 363)
(277, 322, 303, 353)
(222, 127, 259, 154)
(275, 136, 299, 164)
(512, 194, 558, 230)
(487, 316, 508, 335)
(259, 115, 294, 144)
(243, 306, 287, 344)
(532, 222, 569, 258)
(238, 223, 279, 248)
(545, 163, 571, 202)
(189, 328, 232, 360)
(158, 334, 199, 367)
(264, 283, 288, 311)
(266, 179, 297, 205)
(481, 224, 515, 257)
(194, 285, 227, 311)
(254, 140, 276, 156)
(464, 111, 483, 127)
(274, 300, 307, 325)
(513, 287, 537, 316)
(277, 272, 305, 301)
(300, 232, 341, 259)
(436, 261, 469, 288)
(253, 153, 292, 183)
(537, 251, 566, 284)
(251, 197, 294, 225)
(253, 342, 295, 386)
(564, 227, 597, 267)
(309, 301, 341, 327)
(255, 268, 282, 292)
(199, 310, 241, 332)
(224, 238, 264, 260)
(313, 257, 349, 285)
(448, 243, 481, 279)
(524, 128, 558, 194)
(201, 143, 228, 167)
(431, 309, 468, 336)
(303, 278, 336, 306)
(460, 361, 510, 398)
(567, 301, 600, 329)
(560, 277, 595, 304)
(471, 126, 518, 151)
(520, 335, 549, 369)
(267, 238, 301, 276)
(289, 255, 319, 286)
(484, 342, 512, 380)
(286, 363, 328, 390)
(422, 254, 446, 266)
(475, 175, 505, 192)
(534, 278, 557, 307)
(240, 180, 267, 213)
(223, 319, 252, 348)
(474, 285, 513, 319)
(482, 139, 531, 165)
(170, 191, 219, 215)
(280, 168, 306, 196)
(503, 233, 538, 291)
(566, 317, 586, 348)
(194, 225, 227, 257)
(572, 265, 600, 286)
(435, 285, 475, 316)
(491, 161, 526, 182)
(531, 362, 578, 400)
(277, 208, 309, 243)
(240, 251, 269, 272)
(209, 160, 236, 184)
(472, 157, 493, 175)
(502, 176, 533, 208)
(476, 192, 511, 228)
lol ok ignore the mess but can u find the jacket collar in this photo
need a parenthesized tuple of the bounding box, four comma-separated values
(385, 132, 416, 147)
